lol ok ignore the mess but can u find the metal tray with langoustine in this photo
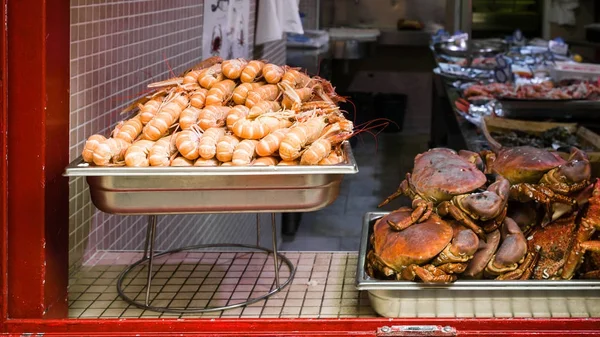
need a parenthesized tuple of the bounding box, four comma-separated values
(356, 212, 600, 296)
(63, 142, 358, 215)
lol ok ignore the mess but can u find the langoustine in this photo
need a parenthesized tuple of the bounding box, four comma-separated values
(221, 58, 248, 80)
(232, 139, 258, 166)
(300, 119, 354, 165)
(205, 79, 236, 106)
(82, 134, 107, 163)
(124, 139, 156, 167)
(92, 137, 130, 166)
(175, 126, 203, 160)
(240, 60, 265, 83)
(148, 135, 178, 166)
(279, 116, 328, 161)
(143, 93, 189, 140)
(216, 133, 241, 162)
(198, 127, 226, 159)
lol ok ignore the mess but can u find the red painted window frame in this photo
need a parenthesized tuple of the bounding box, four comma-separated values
(1, 0, 600, 335)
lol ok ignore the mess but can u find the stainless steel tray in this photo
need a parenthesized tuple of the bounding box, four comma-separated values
(64, 142, 358, 215)
(357, 212, 600, 291)
(499, 99, 600, 121)
(357, 212, 600, 317)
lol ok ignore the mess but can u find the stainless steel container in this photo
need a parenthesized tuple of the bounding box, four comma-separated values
(331, 39, 369, 60)
(356, 212, 600, 318)
(64, 142, 358, 215)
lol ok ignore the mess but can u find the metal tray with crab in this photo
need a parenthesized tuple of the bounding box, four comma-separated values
(356, 212, 600, 297)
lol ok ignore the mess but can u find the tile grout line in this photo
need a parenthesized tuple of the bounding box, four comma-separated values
(177, 251, 205, 318)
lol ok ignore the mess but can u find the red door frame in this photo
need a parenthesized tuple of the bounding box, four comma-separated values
(1, 0, 600, 336)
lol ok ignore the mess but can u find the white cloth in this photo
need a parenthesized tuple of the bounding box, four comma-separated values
(255, 0, 303, 45)
(550, 0, 580, 26)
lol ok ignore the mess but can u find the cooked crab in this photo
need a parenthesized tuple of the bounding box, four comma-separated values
(481, 142, 591, 224)
(484, 217, 539, 280)
(379, 148, 509, 240)
(527, 178, 600, 280)
(366, 207, 479, 283)
(461, 217, 536, 280)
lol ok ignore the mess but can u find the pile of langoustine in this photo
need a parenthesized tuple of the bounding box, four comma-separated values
(82, 57, 361, 167)
(463, 80, 600, 101)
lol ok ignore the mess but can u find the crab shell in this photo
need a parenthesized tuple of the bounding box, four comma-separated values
(528, 212, 578, 279)
(372, 207, 453, 271)
(489, 146, 566, 185)
(410, 148, 487, 202)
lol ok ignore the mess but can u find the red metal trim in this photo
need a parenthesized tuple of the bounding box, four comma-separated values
(3, 318, 600, 336)
(5, 0, 69, 319)
(1, 0, 600, 334)
(0, 0, 8, 326)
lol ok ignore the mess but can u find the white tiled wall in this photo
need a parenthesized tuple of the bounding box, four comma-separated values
(69, 0, 287, 273)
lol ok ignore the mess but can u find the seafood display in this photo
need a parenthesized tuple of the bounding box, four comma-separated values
(462, 80, 600, 101)
(81, 57, 361, 167)
(368, 146, 599, 283)
(490, 127, 594, 151)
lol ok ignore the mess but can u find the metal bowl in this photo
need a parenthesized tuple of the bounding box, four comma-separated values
(434, 39, 508, 58)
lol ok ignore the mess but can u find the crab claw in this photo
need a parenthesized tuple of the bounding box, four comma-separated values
(495, 245, 541, 280)
(540, 159, 591, 195)
(458, 150, 485, 172)
(432, 222, 479, 266)
(485, 217, 528, 276)
(462, 230, 501, 279)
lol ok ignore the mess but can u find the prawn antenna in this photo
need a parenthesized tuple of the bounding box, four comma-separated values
(351, 118, 395, 154)
(162, 51, 177, 79)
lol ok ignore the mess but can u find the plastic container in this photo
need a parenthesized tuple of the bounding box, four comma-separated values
(550, 61, 600, 82)
(286, 30, 329, 49)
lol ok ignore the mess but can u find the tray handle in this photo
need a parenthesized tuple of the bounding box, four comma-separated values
(377, 325, 456, 336)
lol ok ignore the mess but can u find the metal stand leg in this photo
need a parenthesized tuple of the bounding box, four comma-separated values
(115, 213, 296, 314)
(144, 215, 157, 306)
(142, 215, 153, 259)
(271, 213, 280, 287)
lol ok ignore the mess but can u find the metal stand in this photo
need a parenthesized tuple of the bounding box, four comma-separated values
(116, 213, 296, 313)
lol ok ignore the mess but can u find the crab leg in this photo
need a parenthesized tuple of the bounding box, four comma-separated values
(378, 173, 416, 208)
(561, 180, 600, 279)
(402, 264, 457, 283)
(480, 150, 497, 174)
(510, 183, 575, 205)
(386, 198, 433, 231)
(366, 251, 397, 278)
(437, 201, 487, 242)
(510, 183, 576, 225)
(436, 263, 468, 274)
